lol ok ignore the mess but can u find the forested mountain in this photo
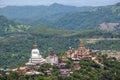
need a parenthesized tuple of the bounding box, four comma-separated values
(0, 3, 120, 30)
(52, 2, 120, 30)
(0, 3, 94, 25)
(0, 15, 31, 34)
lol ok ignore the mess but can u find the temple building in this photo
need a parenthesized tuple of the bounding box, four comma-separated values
(46, 52, 58, 65)
(66, 40, 91, 60)
(26, 41, 46, 66)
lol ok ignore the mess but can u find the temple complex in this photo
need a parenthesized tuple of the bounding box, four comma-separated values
(66, 40, 91, 60)
(26, 41, 46, 66)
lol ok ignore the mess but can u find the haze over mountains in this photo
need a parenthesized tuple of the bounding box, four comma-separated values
(0, 2, 120, 30)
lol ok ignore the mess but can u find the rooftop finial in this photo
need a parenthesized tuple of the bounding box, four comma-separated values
(80, 39, 84, 47)
(33, 40, 37, 49)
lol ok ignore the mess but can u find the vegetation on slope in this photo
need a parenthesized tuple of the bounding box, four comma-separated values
(53, 3, 120, 30)
(0, 54, 120, 80)
(0, 15, 120, 68)
(0, 3, 120, 30)
(0, 3, 94, 25)
(0, 15, 31, 34)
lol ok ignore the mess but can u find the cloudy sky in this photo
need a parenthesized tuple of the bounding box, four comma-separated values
(1, 0, 120, 7)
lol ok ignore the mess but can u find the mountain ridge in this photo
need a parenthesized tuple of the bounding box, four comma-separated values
(0, 3, 95, 25)
(0, 3, 120, 30)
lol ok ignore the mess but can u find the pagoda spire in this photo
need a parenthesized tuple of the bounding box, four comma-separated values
(33, 40, 38, 49)
(80, 39, 84, 47)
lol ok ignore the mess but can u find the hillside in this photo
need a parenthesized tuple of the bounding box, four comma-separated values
(0, 12, 120, 68)
(0, 3, 94, 25)
(0, 54, 120, 80)
(0, 15, 31, 34)
(0, 3, 120, 30)
(52, 3, 120, 30)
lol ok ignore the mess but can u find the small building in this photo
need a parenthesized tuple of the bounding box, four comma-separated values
(25, 70, 44, 75)
(46, 53, 58, 65)
(44, 70, 52, 76)
(18, 67, 26, 75)
(61, 56, 68, 61)
(59, 69, 71, 77)
(5, 72, 10, 75)
(12, 68, 18, 72)
(73, 63, 81, 70)
(57, 60, 66, 68)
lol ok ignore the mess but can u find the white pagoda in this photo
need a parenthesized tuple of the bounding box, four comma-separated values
(26, 41, 46, 66)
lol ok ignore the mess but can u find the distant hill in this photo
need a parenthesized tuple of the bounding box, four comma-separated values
(0, 3, 94, 25)
(0, 3, 120, 30)
(0, 15, 31, 34)
(52, 2, 120, 30)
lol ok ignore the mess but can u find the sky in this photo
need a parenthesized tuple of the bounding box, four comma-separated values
(0, 0, 120, 7)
